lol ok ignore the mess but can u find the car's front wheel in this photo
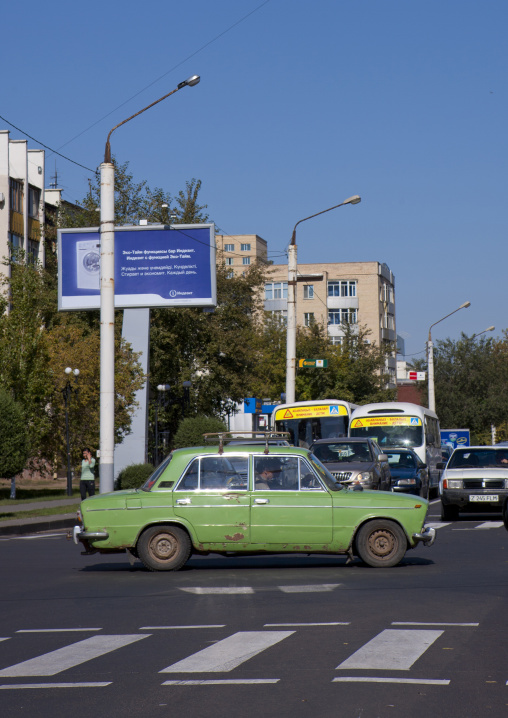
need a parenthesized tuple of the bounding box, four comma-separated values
(137, 525, 191, 572)
(355, 520, 407, 568)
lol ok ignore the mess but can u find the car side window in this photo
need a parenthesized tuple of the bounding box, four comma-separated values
(176, 459, 199, 490)
(176, 456, 248, 491)
(300, 459, 325, 491)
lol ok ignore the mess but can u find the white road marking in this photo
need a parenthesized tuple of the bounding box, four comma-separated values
(336, 629, 443, 671)
(475, 521, 504, 529)
(278, 584, 340, 593)
(160, 631, 294, 673)
(162, 679, 280, 685)
(180, 587, 254, 595)
(140, 625, 225, 630)
(0, 634, 150, 677)
(264, 622, 349, 627)
(17, 628, 102, 633)
(0, 682, 111, 689)
(392, 622, 478, 627)
(426, 522, 450, 529)
(333, 677, 450, 685)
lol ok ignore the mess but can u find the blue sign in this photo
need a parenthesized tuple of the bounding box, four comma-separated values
(244, 398, 263, 414)
(441, 429, 470, 449)
(58, 224, 216, 310)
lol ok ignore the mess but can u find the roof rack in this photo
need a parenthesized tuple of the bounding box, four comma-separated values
(203, 431, 291, 455)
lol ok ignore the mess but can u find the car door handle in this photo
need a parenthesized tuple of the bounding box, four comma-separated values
(176, 498, 191, 505)
(254, 498, 269, 504)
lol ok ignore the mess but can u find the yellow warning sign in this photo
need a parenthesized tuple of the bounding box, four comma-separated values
(275, 404, 347, 421)
(350, 416, 422, 428)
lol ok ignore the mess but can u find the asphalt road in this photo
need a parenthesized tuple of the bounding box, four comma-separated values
(1, 501, 508, 718)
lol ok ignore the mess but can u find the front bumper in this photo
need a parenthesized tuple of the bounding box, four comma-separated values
(441, 489, 508, 510)
(412, 526, 436, 546)
(72, 525, 109, 545)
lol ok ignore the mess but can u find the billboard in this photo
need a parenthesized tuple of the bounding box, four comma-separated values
(440, 429, 470, 449)
(58, 223, 216, 310)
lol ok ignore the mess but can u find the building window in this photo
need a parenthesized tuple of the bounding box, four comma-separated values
(268, 310, 287, 325)
(242, 257, 251, 265)
(240, 243, 251, 251)
(226, 270, 234, 279)
(328, 280, 356, 297)
(328, 308, 357, 325)
(303, 285, 314, 299)
(225, 257, 233, 265)
(265, 282, 288, 300)
(27, 239, 39, 264)
(28, 186, 40, 218)
(10, 179, 23, 213)
(304, 313, 315, 327)
(330, 336, 343, 346)
(224, 244, 235, 252)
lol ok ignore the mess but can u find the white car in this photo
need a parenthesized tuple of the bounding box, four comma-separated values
(439, 446, 508, 520)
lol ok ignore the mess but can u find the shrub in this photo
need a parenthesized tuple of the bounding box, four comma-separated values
(0, 389, 29, 479)
(116, 462, 155, 490)
(173, 416, 227, 449)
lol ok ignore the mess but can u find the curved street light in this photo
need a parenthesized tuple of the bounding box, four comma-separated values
(471, 325, 495, 339)
(427, 301, 470, 413)
(286, 196, 361, 403)
(99, 75, 200, 493)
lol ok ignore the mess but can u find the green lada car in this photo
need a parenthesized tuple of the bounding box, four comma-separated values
(73, 444, 435, 570)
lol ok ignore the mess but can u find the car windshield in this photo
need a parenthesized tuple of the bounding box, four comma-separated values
(448, 449, 508, 469)
(351, 421, 423, 449)
(140, 453, 174, 491)
(386, 451, 417, 468)
(312, 442, 372, 463)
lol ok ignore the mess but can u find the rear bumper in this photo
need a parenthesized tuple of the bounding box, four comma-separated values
(412, 526, 436, 546)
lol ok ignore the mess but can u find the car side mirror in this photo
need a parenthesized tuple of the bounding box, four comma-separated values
(378, 454, 388, 462)
(436, 462, 445, 470)
(420, 463, 427, 469)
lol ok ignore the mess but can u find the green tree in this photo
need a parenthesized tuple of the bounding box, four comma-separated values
(173, 416, 227, 449)
(432, 332, 508, 444)
(175, 179, 209, 223)
(0, 389, 29, 498)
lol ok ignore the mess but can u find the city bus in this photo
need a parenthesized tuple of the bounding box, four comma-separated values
(349, 402, 442, 493)
(272, 400, 359, 448)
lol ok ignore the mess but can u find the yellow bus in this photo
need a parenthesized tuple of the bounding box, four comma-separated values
(272, 400, 359, 448)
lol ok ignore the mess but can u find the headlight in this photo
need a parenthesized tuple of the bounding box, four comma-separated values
(356, 472, 372, 483)
(443, 479, 462, 489)
(397, 478, 417, 485)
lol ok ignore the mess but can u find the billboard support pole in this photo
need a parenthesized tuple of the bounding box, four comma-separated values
(100, 162, 116, 493)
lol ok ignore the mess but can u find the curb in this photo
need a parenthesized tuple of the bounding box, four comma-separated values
(0, 515, 76, 537)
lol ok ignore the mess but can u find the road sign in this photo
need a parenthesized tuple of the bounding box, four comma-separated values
(408, 371, 426, 381)
(298, 359, 328, 368)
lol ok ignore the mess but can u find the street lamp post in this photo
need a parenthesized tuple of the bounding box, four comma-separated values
(62, 367, 80, 497)
(427, 301, 471, 413)
(286, 195, 361, 403)
(99, 75, 200, 494)
(472, 325, 495, 340)
(154, 384, 170, 467)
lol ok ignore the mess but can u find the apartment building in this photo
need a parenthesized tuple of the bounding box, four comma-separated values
(215, 234, 268, 273)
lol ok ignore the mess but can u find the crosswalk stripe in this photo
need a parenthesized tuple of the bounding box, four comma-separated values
(162, 679, 280, 685)
(0, 634, 150, 677)
(392, 622, 478, 627)
(16, 628, 102, 633)
(475, 521, 504, 529)
(0, 682, 111, 689)
(140, 625, 225, 630)
(336, 629, 443, 670)
(160, 631, 294, 673)
(278, 584, 340, 593)
(333, 677, 450, 685)
(180, 587, 254, 595)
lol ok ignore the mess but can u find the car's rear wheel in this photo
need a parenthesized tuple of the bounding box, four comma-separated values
(441, 503, 459, 521)
(137, 525, 191, 572)
(355, 520, 407, 568)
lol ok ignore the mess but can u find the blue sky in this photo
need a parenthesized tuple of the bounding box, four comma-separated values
(2, 0, 506, 358)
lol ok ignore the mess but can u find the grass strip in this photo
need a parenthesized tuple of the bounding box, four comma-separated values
(0, 503, 80, 522)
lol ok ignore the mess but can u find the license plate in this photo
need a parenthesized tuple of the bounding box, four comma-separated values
(469, 495, 498, 502)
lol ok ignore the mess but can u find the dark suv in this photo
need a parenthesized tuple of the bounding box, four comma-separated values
(309, 437, 391, 491)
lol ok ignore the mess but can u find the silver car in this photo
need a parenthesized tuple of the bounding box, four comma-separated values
(309, 438, 391, 491)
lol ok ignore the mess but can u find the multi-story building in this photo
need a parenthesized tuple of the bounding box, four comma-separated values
(264, 260, 397, 386)
(215, 234, 268, 274)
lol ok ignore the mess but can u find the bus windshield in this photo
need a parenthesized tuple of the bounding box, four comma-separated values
(351, 420, 423, 449)
(276, 415, 348, 448)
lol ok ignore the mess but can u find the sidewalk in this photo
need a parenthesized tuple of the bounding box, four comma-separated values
(0, 498, 79, 537)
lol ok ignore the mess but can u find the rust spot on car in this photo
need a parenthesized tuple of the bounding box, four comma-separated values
(224, 533, 245, 541)
(303, 545, 312, 550)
